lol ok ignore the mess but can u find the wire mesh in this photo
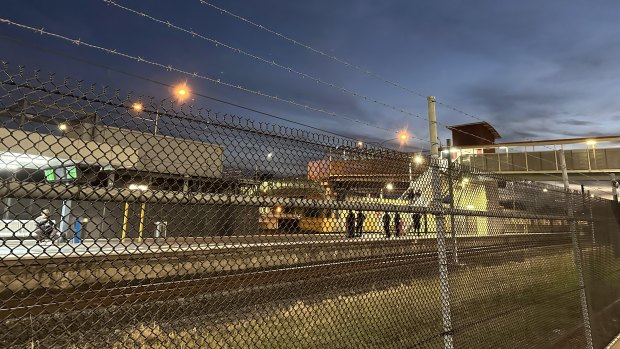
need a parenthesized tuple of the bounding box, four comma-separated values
(0, 64, 619, 348)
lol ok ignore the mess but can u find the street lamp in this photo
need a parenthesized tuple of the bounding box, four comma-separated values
(58, 123, 68, 132)
(379, 131, 410, 146)
(132, 102, 143, 112)
(154, 84, 191, 135)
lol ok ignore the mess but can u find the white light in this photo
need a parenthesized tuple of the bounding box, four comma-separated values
(543, 188, 548, 193)
(266, 152, 273, 160)
(466, 205, 475, 209)
(128, 184, 148, 191)
(1, 153, 49, 167)
(58, 123, 68, 131)
(81, 218, 90, 223)
(0, 164, 18, 170)
(386, 183, 394, 190)
(414, 156, 424, 165)
(586, 140, 597, 145)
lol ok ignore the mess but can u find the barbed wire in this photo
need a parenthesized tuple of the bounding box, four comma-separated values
(0, 17, 432, 148)
(195, 0, 612, 188)
(98, 2, 589, 185)
(0, 33, 391, 146)
(102, 0, 435, 129)
(195, 0, 427, 99)
(0, 17, 609, 192)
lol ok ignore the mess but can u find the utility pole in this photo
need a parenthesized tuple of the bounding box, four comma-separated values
(559, 148, 594, 349)
(427, 96, 439, 157)
(428, 96, 452, 349)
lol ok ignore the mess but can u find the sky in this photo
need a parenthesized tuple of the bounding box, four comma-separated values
(1, 0, 620, 150)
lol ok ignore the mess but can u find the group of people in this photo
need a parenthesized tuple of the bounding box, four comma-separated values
(345, 210, 366, 238)
(346, 210, 423, 238)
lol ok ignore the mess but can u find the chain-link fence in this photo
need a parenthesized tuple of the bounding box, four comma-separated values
(1, 64, 619, 349)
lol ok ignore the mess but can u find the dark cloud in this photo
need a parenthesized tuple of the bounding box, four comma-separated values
(556, 119, 594, 126)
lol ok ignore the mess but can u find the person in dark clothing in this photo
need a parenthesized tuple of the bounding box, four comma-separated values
(382, 212, 391, 238)
(346, 210, 356, 238)
(394, 213, 401, 237)
(34, 209, 57, 243)
(413, 213, 422, 236)
(355, 210, 366, 237)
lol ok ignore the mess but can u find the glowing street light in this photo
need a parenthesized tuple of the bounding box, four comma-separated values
(132, 102, 143, 112)
(386, 183, 394, 191)
(174, 84, 190, 101)
(356, 141, 364, 148)
(58, 123, 68, 132)
(379, 130, 410, 147)
(414, 155, 424, 165)
(543, 188, 548, 193)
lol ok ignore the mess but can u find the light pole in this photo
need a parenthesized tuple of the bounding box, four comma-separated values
(154, 84, 190, 136)
(377, 131, 409, 147)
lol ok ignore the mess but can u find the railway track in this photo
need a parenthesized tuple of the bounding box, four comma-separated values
(1, 238, 571, 320)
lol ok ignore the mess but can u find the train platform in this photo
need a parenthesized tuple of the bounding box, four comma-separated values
(0, 233, 436, 260)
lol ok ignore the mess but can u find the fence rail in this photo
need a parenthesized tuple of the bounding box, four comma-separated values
(1, 64, 620, 349)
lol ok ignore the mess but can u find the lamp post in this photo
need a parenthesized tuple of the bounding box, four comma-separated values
(154, 84, 190, 136)
(378, 131, 409, 147)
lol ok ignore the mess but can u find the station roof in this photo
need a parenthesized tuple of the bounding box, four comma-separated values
(447, 122, 501, 139)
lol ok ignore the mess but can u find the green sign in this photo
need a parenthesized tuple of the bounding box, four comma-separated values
(44, 166, 79, 181)
(67, 166, 78, 179)
(44, 169, 56, 181)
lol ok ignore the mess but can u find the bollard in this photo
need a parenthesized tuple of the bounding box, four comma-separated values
(72, 218, 81, 244)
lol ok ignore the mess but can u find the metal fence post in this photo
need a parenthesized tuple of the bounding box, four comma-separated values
(445, 139, 459, 265)
(559, 148, 594, 349)
(431, 157, 453, 349)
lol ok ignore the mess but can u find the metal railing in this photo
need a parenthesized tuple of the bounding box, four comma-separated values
(1, 64, 620, 348)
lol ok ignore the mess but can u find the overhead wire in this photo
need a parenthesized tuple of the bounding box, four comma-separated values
(0, 16, 608, 194)
(99, 2, 575, 186)
(0, 16, 568, 186)
(0, 17, 432, 149)
(194, 0, 611, 194)
(0, 33, 374, 144)
(102, 0, 435, 133)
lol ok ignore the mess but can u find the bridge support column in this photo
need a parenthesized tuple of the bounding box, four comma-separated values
(560, 149, 594, 349)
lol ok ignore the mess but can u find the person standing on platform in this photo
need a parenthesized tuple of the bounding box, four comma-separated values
(346, 210, 356, 238)
(394, 212, 401, 237)
(355, 210, 366, 237)
(383, 212, 391, 238)
(413, 213, 422, 236)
